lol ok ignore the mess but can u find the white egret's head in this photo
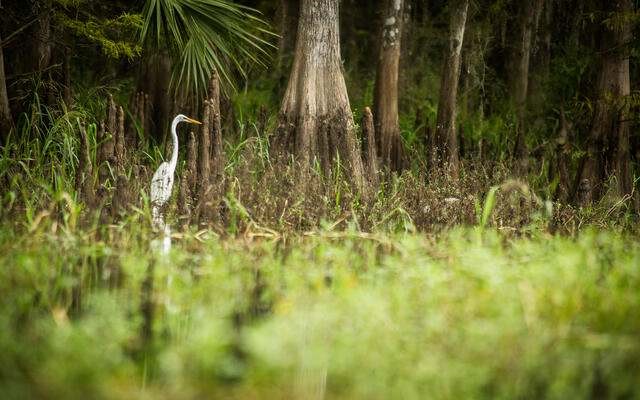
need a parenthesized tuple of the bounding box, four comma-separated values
(174, 114, 202, 125)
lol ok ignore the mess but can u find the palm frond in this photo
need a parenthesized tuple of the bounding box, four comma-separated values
(141, 0, 275, 97)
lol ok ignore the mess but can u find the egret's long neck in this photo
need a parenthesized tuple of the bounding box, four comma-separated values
(169, 117, 180, 170)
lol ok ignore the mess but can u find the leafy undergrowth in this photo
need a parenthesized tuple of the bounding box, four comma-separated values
(1, 223, 639, 399)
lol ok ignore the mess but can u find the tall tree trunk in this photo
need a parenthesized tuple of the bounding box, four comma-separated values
(278, 0, 365, 191)
(277, 0, 299, 90)
(374, 0, 405, 171)
(529, 0, 553, 103)
(510, 0, 544, 169)
(0, 33, 13, 141)
(573, 0, 633, 205)
(34, 6, 52, 73)
(434, 0, 469, 179)
(137, 52, 173, 142)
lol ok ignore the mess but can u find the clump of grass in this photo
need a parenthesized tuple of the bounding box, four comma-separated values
(1, 223, 639, 399)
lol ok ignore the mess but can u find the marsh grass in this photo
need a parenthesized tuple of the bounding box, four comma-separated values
(1, 97, 639, 399)
(1, 222, 640, 399)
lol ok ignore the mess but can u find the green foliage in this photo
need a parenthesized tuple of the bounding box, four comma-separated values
(140, 0, 275, 96)
(1, 224, 640, 399)
(54, 3, 142, 59)
(477, 185, 499, 228)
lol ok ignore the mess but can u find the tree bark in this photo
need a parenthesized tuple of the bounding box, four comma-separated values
(374, 0, 405, 171)
(573, 0, 633, 204)
(75, 123, 94, 205)
(277, 0, 299, 89)
(434, 0, 469, 179)
(0, 33, 13, 141)
(277, 0, 365, 191)
(510, 0, 544, 169)
(137, 52, 173, 142)
(208, 72, 224, 182)
(529, 0, 553, 103)
(361, 107, 379, 187)
(34, 5, 52, 73)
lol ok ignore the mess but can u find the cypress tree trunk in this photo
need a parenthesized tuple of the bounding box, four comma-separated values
(278, 0, 365, 191)
(34, 5, 52, 73)
(573, 0, 633, 204)
(374, 0, 404, 171)
(510, 0, 544, 169)
(529, 0, 553, 103)
(0, 33, 12, 141)
(277, 0, 299, 84)
(434, 0, 469, 179)
(138, 52, 173, 142)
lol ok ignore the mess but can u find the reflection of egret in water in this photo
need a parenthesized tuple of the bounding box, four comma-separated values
(150, 225, 172, 255)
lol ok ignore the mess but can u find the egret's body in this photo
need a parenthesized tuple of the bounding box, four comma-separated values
(150, 114, 201, 230)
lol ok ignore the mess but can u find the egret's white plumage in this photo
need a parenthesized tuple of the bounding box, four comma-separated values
(150, 114, 202, 230)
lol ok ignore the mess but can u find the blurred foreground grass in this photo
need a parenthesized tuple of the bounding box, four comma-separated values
(1, 225, 639, 399)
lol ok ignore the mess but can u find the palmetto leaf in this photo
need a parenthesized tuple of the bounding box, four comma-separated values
(141, 0, 275, 97)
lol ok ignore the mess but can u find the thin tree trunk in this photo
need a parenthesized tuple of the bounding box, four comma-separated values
(34, 8, 52, 73)
(510, 0, 544, 169)
(573, 0, 633, 204)
(529, 0, 553, 103)
(361, 107, 379, 187)
(63, 47, 72, 106)
(198, 102, 212, 196)
(208, 71, 224, 182)
(434, 0, 469, 179)
(0, 33, 12, 141)
(553, 109, 571, 202)
(278, 0, 365, 191)
(76, 123, 94, 205)
(374, 0, 405, 171)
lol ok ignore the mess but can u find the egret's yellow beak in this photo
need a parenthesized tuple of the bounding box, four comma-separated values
(186, 117, 202, 125)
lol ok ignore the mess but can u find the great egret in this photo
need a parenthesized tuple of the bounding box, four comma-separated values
(151, 114, 201, 229)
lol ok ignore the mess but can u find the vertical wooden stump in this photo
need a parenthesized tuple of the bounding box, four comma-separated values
(209, 72, 225, 181)
(178, 131, 198, 220)
(112, 173, 130, 218)
(195, 100, 213, 224)
(362, 107, 378, 188)
(75, 123, 94, 206)
(186, 131, 198, 198)
(115, 106, 126, 170)
(198, 101, 212, 196)
(97, 121, 111, 185)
